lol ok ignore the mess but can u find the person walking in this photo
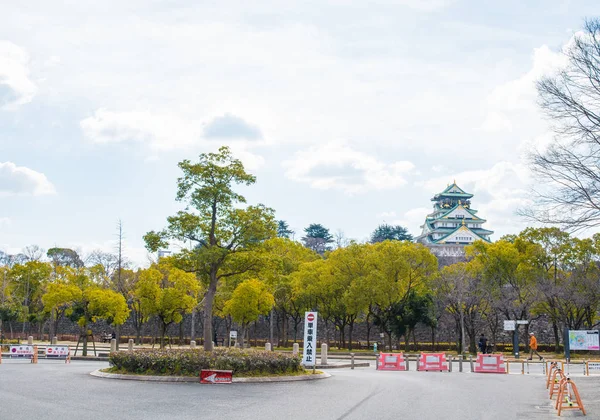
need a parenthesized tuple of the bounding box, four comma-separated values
(527, 332, 543, 360)
(478, 334, 488, 354)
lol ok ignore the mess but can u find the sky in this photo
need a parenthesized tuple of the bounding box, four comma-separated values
(1, 0, 599, 266)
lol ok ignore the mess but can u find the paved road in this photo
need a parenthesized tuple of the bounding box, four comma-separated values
(0, 360, 596, 419)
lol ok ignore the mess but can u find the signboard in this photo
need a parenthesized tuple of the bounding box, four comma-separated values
(516, 320, 529, 325)
(229, 331, 237, 339)
(588, 362, 600, 372)
(10, 345, 34, 358)
(503, 320, 515, 331)
(46, 346, 69, 358)
(568, 330, 600, 350)
(302, 311, 318, 366)
(200, 369, 233, 384)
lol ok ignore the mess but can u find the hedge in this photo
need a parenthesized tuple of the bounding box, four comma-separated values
(109, 348, 303, 376)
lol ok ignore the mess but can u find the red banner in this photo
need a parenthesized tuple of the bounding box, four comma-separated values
(200, 369, 233, 384)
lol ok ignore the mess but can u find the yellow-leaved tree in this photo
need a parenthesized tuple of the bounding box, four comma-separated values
(223, 279, 274, 348)
(134, 262, 200, 348)
(42, 269, 130, 356)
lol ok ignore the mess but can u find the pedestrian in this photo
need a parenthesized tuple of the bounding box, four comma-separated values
(527, 332, 543, 360)
(478, 334, 487, 354)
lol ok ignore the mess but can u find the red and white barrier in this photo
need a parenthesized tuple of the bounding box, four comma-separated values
(474, 354, 506, 374)
(377, 353, 407, 371)
(418, 353, 448, 372)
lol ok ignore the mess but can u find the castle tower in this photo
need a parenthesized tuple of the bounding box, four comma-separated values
(416, 182, 493, 257)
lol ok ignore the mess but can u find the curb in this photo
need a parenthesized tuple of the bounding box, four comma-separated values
(90, 369, 331, 383)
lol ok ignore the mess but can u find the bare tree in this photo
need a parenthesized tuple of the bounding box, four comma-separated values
(22, 245, 45, 262)
(523, 19, 600, 230)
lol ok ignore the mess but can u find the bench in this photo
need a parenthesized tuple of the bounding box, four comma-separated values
(100, 333, 113, 343)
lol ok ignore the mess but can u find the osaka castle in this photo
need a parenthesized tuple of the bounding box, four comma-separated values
(416, 182, 493, 256)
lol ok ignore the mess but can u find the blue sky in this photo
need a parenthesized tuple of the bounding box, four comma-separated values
(1, 0, 599, 265)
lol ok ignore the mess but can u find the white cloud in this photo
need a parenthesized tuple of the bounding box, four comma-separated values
(479, 111, 513, 132)
(80, 109, 199, 150)
(376, 211, 397, 218)
(0, 41, 36, 109)
(283, 142, 415, 194)
(0, 162, 56, 196)
(486, 44, 567, 112)
(0, 217, 11, 229)
(392, 207, 432, 236)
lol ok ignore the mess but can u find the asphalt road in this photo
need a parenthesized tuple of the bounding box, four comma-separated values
(0, 360, 595, 420)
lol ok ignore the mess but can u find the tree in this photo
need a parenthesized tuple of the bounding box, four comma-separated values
(302, 223, 333, 254)
(134, 264, 200, 347)
(223, 279, 274, 348)
(524, 19, 600, 230)
(277, 220, 294, 239)
(22, 245, 45, 262)
(367, 241, 437, 350)
(144, 146, 277, 351)
(370, 224, 413, 243)
(47, 248, 84, 269)
(42, 269, 129, 355)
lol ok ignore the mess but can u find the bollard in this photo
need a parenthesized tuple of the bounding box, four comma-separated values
(526, 359, 529, 374)
(448, 354, 452, 372)
(521, 360, 524, 375)
(351, 352, 355, 370)
(32, 345, 38, 364)
(459, 354, 463, 373)
(28, 336, 33, 345)
(128, 339, 134, 352)
(190, 340, 196, 349)
(265, 343, 272, 351)
(405, 354, 409, 371)
(51, 336, 58, 345)
(321, 344, 328, 366)
(292, 343, 299, 356)
(0, 346, 2, 364)
(110, 338, 117, 353)
(469, 355, 473, 372)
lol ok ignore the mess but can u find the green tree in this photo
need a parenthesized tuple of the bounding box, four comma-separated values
(277, 220, 294, 239)
(302, 223, 333, 254)
(46, 248, 84, 268)
(134, 263, 200, 348)
(143, 146, 276, 351)
(42, 269, 129, 355)
(370, 224, 413, 243)
(367, 241, 438, 350)
(223, 278, 274, 348)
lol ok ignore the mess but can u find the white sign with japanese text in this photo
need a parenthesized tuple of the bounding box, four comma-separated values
(46, 346, 69, 358)
(503, 320, 515, 331)
(9, 345, 34, 358)
(302, 311, 318, 366)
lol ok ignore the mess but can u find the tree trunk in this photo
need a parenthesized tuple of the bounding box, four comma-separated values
(82, 330, 88, 357)
(203, 272, 218, 351)
(365, 313, 371, 348)
(238, 324, 246, 348)
(552, 320, 560, 353)
(431, 326, 436, 351)
(190, 309, 196, 341)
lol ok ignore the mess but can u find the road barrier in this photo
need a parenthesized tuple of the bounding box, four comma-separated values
(46, 345, 71, 363)
(549, 368, 566, 400)
(417, 353, 448, 372)
(376, 353, 407, 371)
(555, 377, 586, 416)
(474, 354, 506, 374)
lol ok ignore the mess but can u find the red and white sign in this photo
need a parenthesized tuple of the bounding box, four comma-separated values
(474, 354, 506, 374)
(302, 311, 318, 366)
(10, 345, 34, 358)
(200, 369, 233, 384)
(46, 346, 70, 358)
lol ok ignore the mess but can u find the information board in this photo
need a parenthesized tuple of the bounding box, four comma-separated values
(568, 330, 600, 350)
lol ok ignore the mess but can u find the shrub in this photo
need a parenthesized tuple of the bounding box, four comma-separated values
(109, 348, 303, 377)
